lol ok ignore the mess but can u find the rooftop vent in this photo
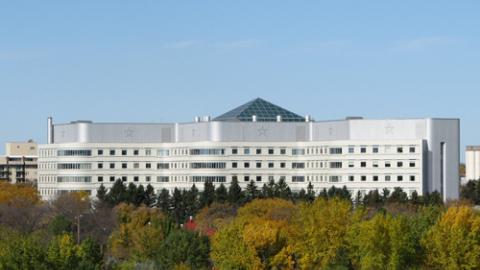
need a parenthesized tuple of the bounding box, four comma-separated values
(345, 116, 363, 120)
(70, 120, 93, 124)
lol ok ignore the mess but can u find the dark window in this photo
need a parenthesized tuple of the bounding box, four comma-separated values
(385, 162, 391, 168)
(110, 163, 115, 169)
(373, 176, 379, 181)
(268, 162, 274, 168)
(98, 150, 103, 155)
(232, 148, 238, 155)
(232, 162, 238, 168)
(361, 176, 367, 181)
(256, 148, 262, 155)
(409, 162, 415, 168)
(256, 162, 262, 168)
(349, 176, 354, 181)
(397, 162, 403, 167)
(146, 176, 151, 182)
(268, 148, 274, 155)
(110, 150, 115, 156)
(244, 176, 250, 182)
(122, 150, 127, 156)
(397, 176, 403, 181)
(133, 150, 139, 156)
(232, 175, 238, 182)
(361, 147, 367, 153)
(110, 176, 115, 182)
(409, 147, 415, 153)
(98, 176, 103, 182)
(410, 175, 415, 181)
(361, 162, 367, 168)
(280, 148, 286, 155)
(385, 175, 391, 181)
(122, 176, 127, 182)
(244, 162, 250, 168)
(280, 162, 286, 168)
(98, 163, 103, 169)
(122, 163, 127, 169)
(146, 163, 151, 169)
(134, 176, 139, 182)
(256, 176, 262, 182)
(397, 147, 403, 153)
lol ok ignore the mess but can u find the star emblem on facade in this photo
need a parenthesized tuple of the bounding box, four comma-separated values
(257, 126, 268, 137)
(124, 128, 134, 138)
(385, 123, 394, 135)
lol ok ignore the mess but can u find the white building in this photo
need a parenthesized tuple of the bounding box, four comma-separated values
(38, 98, 460, 201)
(466, 146, 480, 181)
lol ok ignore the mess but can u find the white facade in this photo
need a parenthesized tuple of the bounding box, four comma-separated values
(466, 146, 480, 181)
(37, 100, 460, 201)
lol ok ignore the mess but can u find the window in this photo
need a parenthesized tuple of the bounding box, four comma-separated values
(134, 176, 139, 182)
(385, 175, 391, 181)
(244, 162, 250, 168)
(122, 176, 127, 182)
(292, 162, 306, 169)
(397, 162, 403, 168)
(98, 163, 103, 169)
(145, 149, 152, 156)
(385, 162, 391, 168)
(232, 162, 238, 168)
(146, 163, 151, 169)
(256, 162, 262, 168)
(410, 175, 416, 181)
(57, 150, 92, 156)
(329, 148, 342, 155)
(329, 176, 340, 182)
(122, 150, 127, 156)
(98, 176, 103, 182)
(157, 163, 169, 169)
(256, 148, 262, 155)
(157, 176, 169, 182)
(244, 176, 250, 182)
(409, 162, 415, 168)
(268, 162, 274, 168)
(349, 175, 354, 181)
(373, 176, 379, 181)
(133, 163, 139, 169)
(133, 150, 139, 156)
(268, 148, 274, 155)
(409, 147, 416, 153)
(373, 146, 379, 153)
(373, 161, 379, 168)
(361, 146, 367, 153)
(110, 176, 115, 182)
(244, 148, 250, 155)
(348, 161, 354, 168)
(191, 162, 227, 169)
(110, 150, 115, 156)
(292, 148, 305, 155)
(256, 176, 262, 182)
(189, 148, 224, 155)
(361, 162, 367, 168)
(397, 175, 403, 181)
(329, 162, 342, 169)
(268, 175, 275, 181)
(397, 147, 403, 153)
(361, 176, 367, 181)
(98, 150, 104, 155)
(280, 162, 286, 168)
(146, 176, 151, 182)
(232, 148, 238, 155)
(280, 148, 286, 155)
(292, 176, 305, 182)
(348, 146, 355, 154)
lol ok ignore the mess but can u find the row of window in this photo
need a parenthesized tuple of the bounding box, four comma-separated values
(348, 175, 417, 182)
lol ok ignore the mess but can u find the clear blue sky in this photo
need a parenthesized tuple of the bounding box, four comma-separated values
(1, 1, 479, 160)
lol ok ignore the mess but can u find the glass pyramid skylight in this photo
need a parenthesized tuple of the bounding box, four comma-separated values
(214, 98, 305, 122)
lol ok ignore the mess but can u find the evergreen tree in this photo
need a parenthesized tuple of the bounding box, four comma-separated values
(96, 184, 107, 203)
(410, 190, 420, 205)
(126, 183, 138, 204)
(245, 180, 259, 202)
(306, 182, 315, 203)
(354, 190, 362, 206)
(388, 187, 408, 204)
(106, 179, 127, 206)
(227, 178, 243, 205)
(184, 185, 199, 218)
(199, 181, 215, 208)
(144, 184, 156, 207)
(381, 188, 391, 202)
(296, 189, 307, 202)
(215, 184, 228, 204)
(275, 178, 292, 200)
(260, 184, 269, 199)
(157, 189, 171, 213)
(170, 188, 185, 224)
(265, 179, 276, 198)
(318, 188, 328, 199)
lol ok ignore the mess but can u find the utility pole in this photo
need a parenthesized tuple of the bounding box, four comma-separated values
(76, 215, 82, 244)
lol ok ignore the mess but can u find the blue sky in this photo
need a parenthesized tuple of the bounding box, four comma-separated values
(0, 1, 479, 160)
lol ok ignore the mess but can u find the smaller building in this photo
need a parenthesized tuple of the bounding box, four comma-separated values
(466, 146, 480, 182)
(0, 141, 38, 184)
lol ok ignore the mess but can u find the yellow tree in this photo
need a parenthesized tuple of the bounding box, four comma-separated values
(289, 198, 353, 269)
(211, 199, 297, 270)
(0, 182, 39, 207)
(422, 206, 480, 269)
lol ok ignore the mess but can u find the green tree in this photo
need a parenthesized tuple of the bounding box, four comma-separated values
(245, 180, 259, 202)
(144, 184, 156, 207)
(184, 185, 199, 219)
(199, 181, 215, 208)
(215, 183, 228, 204)
(274, 178, 292, 200)
(228, 178, 243, 205)
(105, 179, 127, 206)
(157, 188, 170, 213)
(0, 228, 49, 270)
(306, 182, 315, 203)
(49, 214, 73, 236)
(170, 188, 185, 224)
(96, 184, 107, 203)
(388, 187, 408, 204)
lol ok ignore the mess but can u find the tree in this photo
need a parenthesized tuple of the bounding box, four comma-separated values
(291, 198, 353, 269)
(363, 190, 383, 208)
(306, 182, 315, 203)
(421, 205, 480, 269)
(194, 203, 237, 234)
(126, 183, 139, 205)
(170, 188, 186, 224)
(215, 184, 228, 204)
(96, 184, 107, 203)
(388, 187, 408, 204)
(347, 213, 417, 270)
(157, 188, 170, 213)
(156, 229, 211, 269)
(0, 228, 49, 270)
(105, 179, 127, 206)
(144, 184, 156, 207)
(133, 185, 146, 206)
(244, 181, 259, 202)
(274, 178, 292, 200)
(227, 178, 243, 205)
(184, 185, 199, 219)
(199, 181, 215, 208)
(262, 179, 275, 198)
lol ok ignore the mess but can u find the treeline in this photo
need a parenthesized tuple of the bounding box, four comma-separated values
(461, 179, 480, 204)
(97, 178, 443, 224)
(0, 180, 479, 269)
